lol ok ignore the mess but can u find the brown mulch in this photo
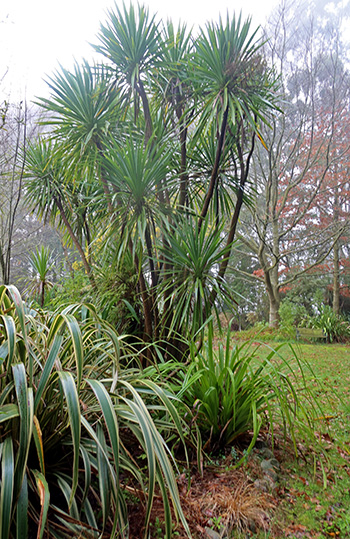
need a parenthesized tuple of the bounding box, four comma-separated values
(127, 443, 284, 538)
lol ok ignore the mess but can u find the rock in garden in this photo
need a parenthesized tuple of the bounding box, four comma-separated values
(261, 458, 280, 471)
(254, 479, 270, 491)
(204, 527, 222, 539)
(258, 447, 274, 459)
(264, 468, 279, 482)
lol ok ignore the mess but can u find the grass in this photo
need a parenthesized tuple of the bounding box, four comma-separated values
(234, 340, 350, 539)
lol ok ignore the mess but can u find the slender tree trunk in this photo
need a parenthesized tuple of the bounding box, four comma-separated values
(136, 79, 153, 145)
(5, 102, 27, 285)
(176, 105, 188, 208)
(333, 239, 340, 315)
(40, 283, 45, 308)
(59, 237, 75, 279)
(332, 189, 340, 315)
(262, 258, 280, 328)
(0, 246, 8, 285)
(96, 141, 115, 215)
(207, 132, 256, 311)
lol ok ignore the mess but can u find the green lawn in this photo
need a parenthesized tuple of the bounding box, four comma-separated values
(251, 342, 350, 538)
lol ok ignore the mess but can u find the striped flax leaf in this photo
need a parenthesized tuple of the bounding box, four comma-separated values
(34, 334, 63, 413)
(33, 416, 45, 475)
(16, 473, 28, 539)
(0, 383, 14, 406)
(57, 371, 81, 507)
(0, 315, 16, 374)
(56, 476, 80, 520)
(119, 395, 156, 536)
(87, 379, 120, 478)
(82, 497, 99, 534)
(4, 286, 27, 342)
(80, 417, 125, 533)
(48, 314, 84, 388)
(80, 444, 92, 505)
(0, 437, 14, 539)
(0, 403, 19, 423)
(96, 423, 111, 531)
(118, 381, 190, 537)
(13, 364, 34, 499)
(33, 471, 50, 539)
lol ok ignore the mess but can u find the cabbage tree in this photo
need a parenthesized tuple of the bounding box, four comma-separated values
(25, 4, 280, 355)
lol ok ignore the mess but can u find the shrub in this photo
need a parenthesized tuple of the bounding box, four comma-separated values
(279, 300, 308, 332)
(48, 269, 91, 308)
(0, 286, 190, 538)
(48, 258, 142, 334)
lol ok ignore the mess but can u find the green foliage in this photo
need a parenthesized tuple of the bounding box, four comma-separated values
(279, 300, 308, 333)
(24, 246, 55, 307)
(93, 258, 141, 332)
(94, 3, 160, 90)
(48, 269, 91, 308)
(175, 325, 318, 453)
(192, 12, 277, 132)
(159, 215, 233, 338)
(49, 258, 141, 332)
(0, 285, 190, 538)
(311, 304, 350, 343)
(282, 275, 326, 317)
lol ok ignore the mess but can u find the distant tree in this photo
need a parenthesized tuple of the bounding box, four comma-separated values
(0, 100, 30, 284)
(236, 0, 350, 326)
(24, 245, 55, 306)
(0, 99, 62, 286)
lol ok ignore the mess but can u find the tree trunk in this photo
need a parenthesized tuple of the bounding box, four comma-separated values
(199, 105, 229, 229)
(332, 188, 340, 315)
(41, 283, 45, 308)
(268, 294, 280, 328)
(333, 239, 340, 315)
(263, 266, 280, 328)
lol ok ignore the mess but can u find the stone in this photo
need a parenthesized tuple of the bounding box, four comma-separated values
(254, 479, 270, 492)
(264, 468, 278, 482)
(204, 527, 222, 539)
(258, 447, 274, 459)
(255, 440, 266, 449)
(261, 458, 280, 471)
(268, 457, 280, 470)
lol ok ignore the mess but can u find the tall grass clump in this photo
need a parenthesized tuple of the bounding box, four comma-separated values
(311, 304, 350, 343)
(175, 325, 321, 455)
(0, 285, 190, 539)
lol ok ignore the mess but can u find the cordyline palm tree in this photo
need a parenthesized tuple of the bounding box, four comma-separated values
(25, 246, 55, 307)
(25, 138, 98, 290)
(25, 3, 280, 356)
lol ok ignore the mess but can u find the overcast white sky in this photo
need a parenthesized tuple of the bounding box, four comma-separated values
(0, 0, 278, 101)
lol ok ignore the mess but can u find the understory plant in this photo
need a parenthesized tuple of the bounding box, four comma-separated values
(175, 324, 319, 454)
(0, 285, 190, 539)
(311, 304, 350, 343)
(24, 246, 56, 307)
(279, 299, 309, 335)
